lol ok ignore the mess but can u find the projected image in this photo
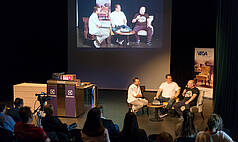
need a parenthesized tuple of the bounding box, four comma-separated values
(77, 0, 164, 48)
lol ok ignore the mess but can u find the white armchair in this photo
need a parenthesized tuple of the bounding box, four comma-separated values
(190, 90, 205, 120)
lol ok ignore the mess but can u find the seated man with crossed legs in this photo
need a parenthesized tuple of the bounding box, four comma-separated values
(89, 6, 110, 48)
(174, 80, 199, 121)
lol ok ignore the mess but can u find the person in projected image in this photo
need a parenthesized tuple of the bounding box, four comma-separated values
(89, 6, 110, 48)
(110, 4, 131, 46)
(132, 6, 153, 46)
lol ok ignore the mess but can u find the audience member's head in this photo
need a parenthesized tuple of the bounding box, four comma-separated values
(19, 106, 33, 123)
(156, 132, 173, 142)
(181, 111, 197, 137)
(121, 112, 139, 136)
(44, 104, 54, 117)
(96, 104, 104, 118)
(14, 98, 23, 108)
(0, 104, 5, 126)
(0, 104, 6, 113)
(207, 113, 223, 132)
(82, 107, 105, 137)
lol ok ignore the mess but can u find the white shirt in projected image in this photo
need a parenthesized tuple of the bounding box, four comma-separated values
(89, 13, 102, 35)
(159, 82, 180, 98)
(127, 84, 142, 103)
(110, 11, 127, 27)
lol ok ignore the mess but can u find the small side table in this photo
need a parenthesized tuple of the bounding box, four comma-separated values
(115, 31, 135, 46)
(147, 103, 165, 122)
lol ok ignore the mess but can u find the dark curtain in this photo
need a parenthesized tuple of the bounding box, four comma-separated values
(171, 0, 216, 89)
(214, 0, 238, 140)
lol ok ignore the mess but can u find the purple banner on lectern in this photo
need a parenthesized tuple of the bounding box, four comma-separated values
(65, 86, 75, 117)
(47, 85, 57, 116)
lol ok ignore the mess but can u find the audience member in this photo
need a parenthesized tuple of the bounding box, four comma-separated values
(175, 111, 197, 141)
(0, 104, 15, 133)
(7, 98, 23, 122)
(42, 104, 81, 142)
(195, 113, 233, 142)
(96, 105, 120, 141)
(14, 106, 50, 142)
(118, 111, 148, 142)
(156, 132, 173, 142)
(81, 107, 110, 142)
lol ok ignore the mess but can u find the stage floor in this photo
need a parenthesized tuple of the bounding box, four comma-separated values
(58, 90, 214, 140)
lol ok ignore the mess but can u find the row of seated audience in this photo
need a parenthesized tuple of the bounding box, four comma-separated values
(0, 98, 235, 142)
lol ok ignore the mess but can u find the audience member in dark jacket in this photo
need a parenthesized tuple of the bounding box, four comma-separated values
(175, 111, 197, 140)
(96, 105, 120, 141)
(7, 98, 23, 122)
(81, 107, 110, 142)
(0, 104, 16, 134)
(118, 112, 148, 142)
(156, 132, 173, 142)
(41, 104, 81, 142)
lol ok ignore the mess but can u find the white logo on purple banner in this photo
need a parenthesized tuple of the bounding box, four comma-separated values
(50, 89, 55, 95)
(68, 90, 73, 96)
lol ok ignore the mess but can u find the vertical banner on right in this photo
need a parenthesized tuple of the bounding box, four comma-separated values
(194, 48, 214, 98)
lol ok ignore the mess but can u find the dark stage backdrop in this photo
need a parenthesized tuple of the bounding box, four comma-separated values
(68, 0, 172, 90)
(1, 0, 68, 102)
(171, 0, 217, 88)
(214, 0, 238, 139)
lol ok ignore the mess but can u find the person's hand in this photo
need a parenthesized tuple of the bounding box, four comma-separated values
(154, 96, 158, 100)
(185, 101, 189, 105)
(136, 15, 141, 20)
(147, 24, 152, 28)
(132, 19, 137, 23)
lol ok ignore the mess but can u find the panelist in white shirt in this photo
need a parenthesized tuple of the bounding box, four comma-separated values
(89, 6, 110, 48)
(127, 77, 148, 113)
(110, 4, 131, 45)
(154, 74, 181, 117)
